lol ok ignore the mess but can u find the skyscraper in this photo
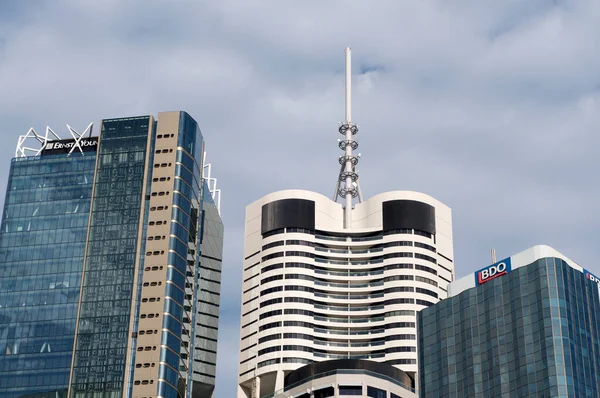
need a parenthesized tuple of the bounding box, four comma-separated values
(236, 49, 454, 398)
(0, 111, 223, 398)
(418, 245, 600, 397)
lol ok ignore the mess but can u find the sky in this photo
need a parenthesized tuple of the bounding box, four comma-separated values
(1, 1, 600, 396)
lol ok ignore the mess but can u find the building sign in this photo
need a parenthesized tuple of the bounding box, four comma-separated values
(584, 269, 600, 285)
(584, 269, 600, 301)
(475, 257, 512, 286)
(41, 137, 98, 156)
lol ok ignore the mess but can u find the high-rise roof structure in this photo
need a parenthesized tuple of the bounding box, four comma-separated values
(236, 49, 455, 398)
(418, 245, 600, 397)
(0, 111, 223, 398)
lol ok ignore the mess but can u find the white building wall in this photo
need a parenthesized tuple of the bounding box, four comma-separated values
(237, 190, 454, 398)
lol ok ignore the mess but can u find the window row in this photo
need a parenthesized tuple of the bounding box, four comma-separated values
(262, 228, 433, 241)
(260, 262, 439, 279)
(258, 308, 424, 322)
(257, 294, 436, 311)
(258, 332, 415, 345)
(260, 272, 439, 285)
(262, 239, 436, 253)
(257, 344, 416, 358)
(261, 250, 439, 266)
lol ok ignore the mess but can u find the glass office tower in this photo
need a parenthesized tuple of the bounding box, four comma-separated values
(0, 111, 223, 398)
(0, 153, 96, 397)
(418, 245, 600, 397)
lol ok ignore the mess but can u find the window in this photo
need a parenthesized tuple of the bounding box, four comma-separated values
(367, 386, 386, 398)
(283, 333, 313, 341)
(286, 251, 314, 258)
(415, 264, 437, 275)
(260, 298, 282, 308)
(286, 239, 315, 247)
(386, 346, 416, 353)
(416, 287, 438, 298)
(314, 387, 335, 398)
(285, 262, 313, 270)
(261, 275, 283, 284)
(259, 321, 281, 332)
(415, 275, 438, 287)
(383, 252, 413, 259)
(283, 345, 314, 353)
(285, 285, 313, 293)
(284, 309, 313, 316)
(262, 263, 283, 273)
(257, 358, 281, 368)
(415, 241, 436, 252)
(258, 345, 281, 356)
(262, 252, 284, 261)
(258, 334, 281, 344)
(262, 241, 284, 250)
(387, 334, 416, 341)
(414, 230, 432, 238)
(416, 299, 434, 307)
(387, 358, 416, 365)
(259, 310, 282, 320)
(262, 228, 284, 238)
(285, 274, 313, 281)
(260, 286, 283, 296)
(283, 321, 313, 328)
(415, 253, 437, 264)
(284, 297, 313, 305)
(339, 386, 362, 395)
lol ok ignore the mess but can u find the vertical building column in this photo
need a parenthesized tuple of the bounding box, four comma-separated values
(254, 375, 261, 398)
(274, 369, 284, 392)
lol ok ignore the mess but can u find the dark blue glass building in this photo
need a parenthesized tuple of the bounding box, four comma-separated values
(0, 111, 223, 398)
(418, 245, 600, 397)
(0, 153, 96, 397)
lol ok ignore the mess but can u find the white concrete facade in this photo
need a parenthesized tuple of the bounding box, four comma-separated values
(237, 190, 454, 398)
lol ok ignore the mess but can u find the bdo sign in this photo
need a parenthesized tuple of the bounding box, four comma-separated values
(475, 257, 512, 285)
(584, 269, 600, 285)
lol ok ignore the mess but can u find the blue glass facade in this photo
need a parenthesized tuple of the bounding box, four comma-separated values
(0, 111, 221, 398)
(0, 153, 96, 397)
(69, 117, 152, 397)
(418, 257, 600, 397)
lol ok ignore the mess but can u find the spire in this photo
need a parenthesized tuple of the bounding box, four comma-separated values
(333, 47, 362, 228)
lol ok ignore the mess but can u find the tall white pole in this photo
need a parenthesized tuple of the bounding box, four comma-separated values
(344, 47, 353, 229)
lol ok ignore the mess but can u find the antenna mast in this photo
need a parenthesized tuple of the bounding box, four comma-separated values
(333, 47, 361, 229)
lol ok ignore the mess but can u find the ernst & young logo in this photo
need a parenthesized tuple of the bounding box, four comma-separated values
(475, 257, 512, 286)
(41, 137, 98, 155)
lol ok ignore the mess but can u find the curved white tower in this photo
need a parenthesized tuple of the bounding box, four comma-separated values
(236, 49, 454, 398)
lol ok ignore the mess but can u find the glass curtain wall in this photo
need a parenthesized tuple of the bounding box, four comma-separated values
(0, 154, 96, 397)
(419, 258, 600, 397)
(70, 117, 151, 397)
